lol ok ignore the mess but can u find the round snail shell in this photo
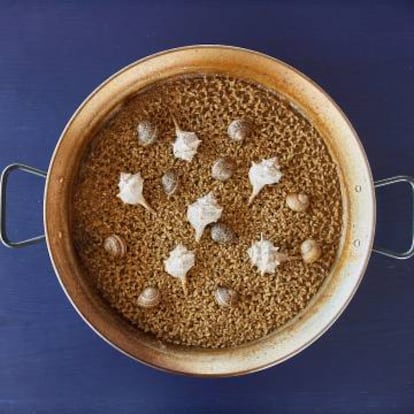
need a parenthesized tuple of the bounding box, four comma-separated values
(104, 235, 126, 258)
(161, 169, 178, 197)
(286, 193, 310, 212)
(211, 158, 236, 181)
(214, 287, 239, 307)
(137, 287, 160, 308)
(300, 239, 321, 264)
(227, 119, 251, 142)
(137, 120, 158, 146)
(210, 223, 237, 244)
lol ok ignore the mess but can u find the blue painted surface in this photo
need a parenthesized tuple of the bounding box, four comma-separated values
(0, 1, 413, 413)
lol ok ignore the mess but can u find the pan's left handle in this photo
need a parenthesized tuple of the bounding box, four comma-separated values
(0, 163, 47, 248)
(373, 175, 414, 260)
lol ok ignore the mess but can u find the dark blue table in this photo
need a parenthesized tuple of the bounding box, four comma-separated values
(1, 1, 413, 413)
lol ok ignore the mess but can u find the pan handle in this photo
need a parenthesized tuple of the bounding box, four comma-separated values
(373, 175, 414, 260)
(0, 163, 47, 248)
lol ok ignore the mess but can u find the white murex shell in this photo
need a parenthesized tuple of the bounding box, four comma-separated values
(187, 192, 223, 242)
(164, 244, 195, 294)
(117, 172, 155, 213)
(171, 116, 201, 162)
(248, 157, 283, 204)
(247, 235, 289, 275)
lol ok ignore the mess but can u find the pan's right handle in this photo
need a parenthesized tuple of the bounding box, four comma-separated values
(0, 163, 47, 248)
(373, 175, 414, 260)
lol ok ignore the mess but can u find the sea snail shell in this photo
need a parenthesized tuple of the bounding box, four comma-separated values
(286, 193, 310, 212)
(171, 115, 201, 162)
(137, 287, 160, 308)
(300, 239, 321, 264)
(137, 120, 158, 146)
(227, 119, 251, 142)
(104, 235, 127, 258)
(214, 287, 239, 308)
(161, 169, 179, 197)
(211, 158, 236, 181)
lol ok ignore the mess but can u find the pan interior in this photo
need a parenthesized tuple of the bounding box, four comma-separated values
(44, 46, 375, 376)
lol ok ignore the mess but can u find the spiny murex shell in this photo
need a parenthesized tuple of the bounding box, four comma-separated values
(300, 239, 321, 264)
(227, 119, 251, 142)
(211, 157, 236, 181)
(214, 287, 239, 307)
(187, 192, 223, 242)
(117, 172, 155, 213)
(164, 244, 195, 295)
(248, 157, 283, 205)
(210, 223, 237, 244)
(137, 287, 160, 308)
(161, 169, 179, 197)
(171, 116, 201, 162)
(104, 234, 127, 257)
(137, 120, 158, 146)
(286, 192, 310, 212)
(247, 235, 290, 275)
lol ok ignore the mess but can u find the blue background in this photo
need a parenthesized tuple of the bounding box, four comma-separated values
(0, 1, 413, 413)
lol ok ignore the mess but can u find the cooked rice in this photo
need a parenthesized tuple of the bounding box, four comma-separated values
(72, 74, 342, 348)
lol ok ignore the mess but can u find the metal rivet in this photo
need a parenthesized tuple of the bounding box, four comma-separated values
(355, 185, 362, 193)
(353, 239, 361, 247)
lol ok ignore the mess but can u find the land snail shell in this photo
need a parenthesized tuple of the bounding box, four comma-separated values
(214, 287, 239, 308)
(211, 158, 236, 181)
(137, 287, 161, 308)
(227, 119, 251, 143)
(161, 169, 179, 197)
(300, 239, 321, 264)
(137, 120, 158, 146)
(286, 193, 310, 212)
(210, 223, 237, 244)
(104, 235, 127, 258)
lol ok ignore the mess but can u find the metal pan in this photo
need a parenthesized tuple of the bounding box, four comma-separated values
(1, 46, 413, 376)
